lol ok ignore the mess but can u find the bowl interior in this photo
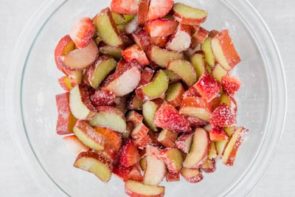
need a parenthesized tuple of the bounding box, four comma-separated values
(21, 0, 268, 196)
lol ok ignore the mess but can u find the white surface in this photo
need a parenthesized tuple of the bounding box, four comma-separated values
(0, 0, 294, 196)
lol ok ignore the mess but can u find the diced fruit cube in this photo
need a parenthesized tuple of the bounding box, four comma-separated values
(144, 151, 166, 185)
(160, 148, 183, 174)
(166, 172, 180, 182)
(157, 129, 177, 148)
(192, 27, 208, 47)
(125, 16, 139, 34)
(165, 82, 184, 107)
(210, 104, 236, 127)
(56, 93, 77, 135)
(122, 44, 150, 66)
(90, 106, 126, 132)
(221, 75, 241, 95)
(212, 64, 228, 82)
(208, 142, 217, 159)
(125, 180, 165, 197)
(131, 122, 152, 148)
(219, 93, 237, 114)
(201, 37, 215, 67)
(201, 159, 216, 173)
(145, 19, 178, 38)
(113, 164, 143, 181)
(111, 0, 138, 15)
(209, 127, 229, 142)
(190, 53, 206, 79)
(166, 25, 192, 52)
(138, 0, 150, 24)
(151, 36, 169, 48)
(193, 74, 221, 102)
(90, 89, 116, 107)
(63, 135, 89, 154)
(127, 111, 144, 126)
(132, 28, 151, 51)
(74, 151, 112, 182)
(149, 46, 184, 68)
(119, 140, 140, 167)
(143, 101, 159, 131)
(179, 96, 211, 121)
(181, 168, 203, 183)
(173, 3, 207, 25)
(140, 67, 155, 85)
(175, 133, 193, 153)
(147, 0, 174, 21)
(211, 30, 241, 70)
(94, 8, 123, 46)
(99, 45, 122, 59)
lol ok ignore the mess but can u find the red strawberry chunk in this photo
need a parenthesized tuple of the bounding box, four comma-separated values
(122, 44, 150, 66)
(132, 29, 151, 51)
(90, 89, 116, 107)
(175, 133, 193, 153)
(210, 104, 236, 127)
(119, 140, 140, 167)
(145, 19, 178, 38)
(147, 0, 174, 21)
(166, 172, 180, 182)
(113, 164, 143, 181)
(182, 86, 200, 98)
(209, 127, 228, 142)
(127, 165, 143, 181)
(194, 74, 221, 102)
(150, 36, 169, 48)
(131, 123, 152, 149)
(221, 75, 241, 95)
(154, 103, 191, 132)
(69, 17, 95, 48)
(111, 0, 139, 15)
(138, 0, 150, 24)
(139, 67, 155, 85)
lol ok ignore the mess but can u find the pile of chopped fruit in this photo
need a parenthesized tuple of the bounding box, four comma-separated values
(55, 0, 248, 196)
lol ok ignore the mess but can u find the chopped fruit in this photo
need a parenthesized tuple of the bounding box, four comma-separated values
(190, 53, 206, 79)
(176, 133, 193, 153)
(180, 96, 211, 121)
(183, 128, 209, 168)
(165, 82, 184, 107)
(73, 120, 105, 151)
(220, 93, 237, 114)
(128, 165, 144, 182)
(56, 93, 77, 135)
(140, 67, 155, 85)
(222, 127, 248, 166)
(63, 40, 98, 69)
(149, 46, 184, 68)
(154, 103, 191, 133)
(140, 157, 147, 171)
(125, 180, 165, 197)
(86, 56, 117, 89)
(147, 0, 174, 21)
(138, 0, 150, 24)
(173, 3, 207, 25)
(201, 159, 216, 173)
(111, 0, 138, 15)
(115, 96, 128, 113)
(127, 111, 144, 126)
(201, 37, 215, 67)
(224, 126, 235, 137)
(94, 8, 123, 46)
(216, 140, 228, 157)
(193, 74, 221, 102)
(167, 60, 197, 86)
(143, 101, 159, 131)
(131, 122, 151, 148)
(69, 17, 95, 48)
(90, 106, 126, 133)
(166, 25, 192, 52)
(63, 135, 89, 154)
(209, 127, 229, 142)
(212, 64, 228, 82)
(160, 148, 183, 174)
(132, 28, 151, 51)
(210, 104, 236, 127)
(221, 75, 241, 95)
(125, 16, 139, 34)
(74, 151, 112, 182)
(157, 129, 177, 148)
(211, 30, 241, 70)
(145, 19, 178, 38)
(208, 142, 218, 159)
(58, 76, 77, 91)
(192, 27, 208, 47)
(144, 155, 166, 185)
(112, 13, 135, 25)
(91, 89, 116, 107)
(136, 70, 169, 100)
(183, 86, 200, 98)
(187, 117, 207, 127)
(99, 45, 122, 59)
(151, 36, 169, 48)
(164, 70, 181, 83)
(181, 168, 203, 183)
(166, 172, 180, 182)
(113, 164, 142, 181)
(119, 140, 140, 167)
(69, 85, 96, 120)
(122, 44, 150, 66)
(128, 95, 144, 110)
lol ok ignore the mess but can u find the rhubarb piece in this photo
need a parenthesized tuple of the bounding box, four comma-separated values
(193, 74, 221, 102)
(119, 140, 140, 167)
(125, 16, 139, 34)
(173, 3, 207, 25)
(128, 95, 144, 110)
(140, 67, 155, 85)
(145, 19, 178, 38)
(147, 0, 174, 21)
(224, 126, 235, 137)
(164, 70, 181, 83)
(209, 127, 229, 142)
(161, 148, 183, 174)
(111, 0, 138, 15)
(132, 29, 151, 51)
(144, 153, 166, 185)
(127, 111, 144, 126)
(167, 59, 197, 86)
(58, 76, 77, 91)
(149, 46, 184, 68)
(94, 8, 123, 46)
(190, 53, 206, 79)
(187, 117, 207, 127)
(131, 122, 152, 148)
(143, 101, 159, 131)
(222, 127, 248, 166)
(136, 70, 169, 100)
(73, 121, 105, 151)
(112, 12, 135, 25)
(183, 128, 209, 168)
(201, 159, 216, 173)
(220, 93, 237, 114)
(210, 104, 236, 127)
(211, 30, 241, 70)
(180, 96, 211, 121)
(91, 89, 116, 107)
(90, 106, 127, 133)
(140, 157, 147, 171)
(201, 37, 215, 67)
(99, 45, 122, 59)
(208, 142, 217, 159)
(122, 44, 150, 66)
(56, 93, 77, 135)
(63, 40, 98, 69)
(69, 17, 95, 48)
(74, 151, 112, 182)
(175, 133, 193, 153)
(192, 27, 208, 47)
(181, 168, 203, 183)
(154, 103, 191, 132)
(69, 85, 96, 120)
(216, 140, 228, 157)
(125, 180, 165, 197)
(157, 129, 177, 148)
(166, 172, 180, 182)
(221, 75, 241, 95)
(212, 64, 228, 82)
(165, 82, 184, 107)
(138, 0, 150, 24)
(166, 25, 192, 52)
(63, 135, 89, 154)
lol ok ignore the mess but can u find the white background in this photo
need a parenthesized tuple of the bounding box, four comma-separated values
(0, 0, 294, 196)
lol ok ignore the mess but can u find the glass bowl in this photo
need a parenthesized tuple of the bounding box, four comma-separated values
(5, 0, 287, 196)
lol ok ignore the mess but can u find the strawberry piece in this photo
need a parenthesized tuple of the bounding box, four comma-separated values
(132, 29, 151, 51)
(210, 104, 236, 127)
(145, 19, 178, 38)
(122, 44, 150, 66)
(119, 140, 140, 167)
(201, 159, 216, 173)
(78, 84, 97, 112)
(150, 36, 169, 48)
(166, 24, 192, 52)
(157, 129, 177, 148)
(175, 133, 193, 153)
(221, 75, 241, 95)
(154, 103, 191, 132)
(113, 164, 143, 181)
(182, 86, 200, 98)
(111, 0, 139, 15)
(181, 96, 208, 108)
(58, 76, 77, 91)
(131, 123, 152, 149)
(90, 89, 116, 107)
(193, 74, 221, 102)
(69, 17, 95, 48)
(166, 172, 180, 182)
(138, 0, 150, 24)
(140, 67, 155, 85)
(208, 126, 229, 142)
(128, 165, 144, 182)
(147, 0, 174, 21)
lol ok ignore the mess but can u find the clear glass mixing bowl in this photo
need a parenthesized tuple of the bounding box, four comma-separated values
(5, 0, 287, 196)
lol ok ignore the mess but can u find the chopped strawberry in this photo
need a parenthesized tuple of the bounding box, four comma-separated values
(181, 96, 208, 108)
(201, 159, 216, 173)
(147, 0, 174, 21)
(138, 0, 150, 24)
(193, 74, 221, 102)
(127, 111, 144, 126)
(111, 0, 139, 15)
(210, 104, 236, 127)
(127, 165, 143, 182)
(131, 123, 152, 149)
(90, 89, 116, 107)
(145, 19, 178, 38)
(78, 84, 97, 112)
(221, 75, 241, 95)
(113, 164, 143, 181)
(139, 67, 155, 85)
(208, 126, 229, 142)
(122, 44, 150, 66)
(182, 86, 200, 98)
(166, 172, 180, 182)
(175, 133, 193, 153)
(157, 129, 177, 148)
(150, 36, 169, 48)
(119, 140, 140, 167)
(69, 17, 95, 48)
(132, 29, 151, 51)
